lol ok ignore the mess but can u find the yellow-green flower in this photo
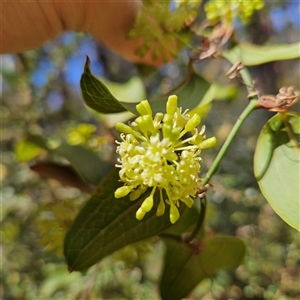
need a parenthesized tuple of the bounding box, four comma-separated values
(114, 95, 216, 224)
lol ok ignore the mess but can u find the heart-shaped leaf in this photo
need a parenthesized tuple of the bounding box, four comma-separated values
(160, 236, 246, 300)
(254, 112, 300, 231)
(64, 168, 187, 271)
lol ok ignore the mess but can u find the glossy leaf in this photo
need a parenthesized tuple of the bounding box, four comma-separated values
(64, 168, 186, 271)
(80, 56, 211, 115)
(254, 112, 300, 231)
(160, 236, 246, 300)
(80, 56, 128, 114)
(224, 42, 300, 66)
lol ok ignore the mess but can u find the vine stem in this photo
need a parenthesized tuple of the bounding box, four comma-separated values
(201, 51, 260, 187)
(202, 99, 258, 186)
(183, 54, 259, 239)
(173, 99, 254, 238)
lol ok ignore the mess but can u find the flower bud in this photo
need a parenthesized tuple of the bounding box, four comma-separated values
(136, 100, 153, 116)
(114, 186, 133, 198)
(115, 122, 133, 134)
(153, 113, 164, 128)
(136, 115, 155, 135)
(130, 185, 148, 201)
(170, 203, 180, 224)
(191, 134, 204, 145)
(169, 127, 181, 142)
(166, 95, 178, 115)
(162, 124, 172, 139)
(165, 151, 178, 161)
(163, 113, 173, 125)
(185, 114, 201, 132)
(136, 207, 146, 220)
(129, 189, 142, 201)
(141, 195, 154, 212)
(181, 196, 194, 208)
(199, 137, 217, 149)
(176, 113, 186, 129)
(156, 198, 165, 216)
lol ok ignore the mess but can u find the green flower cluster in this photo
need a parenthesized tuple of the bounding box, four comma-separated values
(114, 95, 216, 224)
(205, 0, 264, 25)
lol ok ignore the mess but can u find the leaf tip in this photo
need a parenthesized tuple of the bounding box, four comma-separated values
(84, 55, 91, 73)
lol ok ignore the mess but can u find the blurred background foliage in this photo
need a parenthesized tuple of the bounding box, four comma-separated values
(1, 1, 300, 299)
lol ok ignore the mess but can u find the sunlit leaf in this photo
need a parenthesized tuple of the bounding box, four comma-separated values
(99, 76, 146, 103)
(224, 42, 300, 66)
(254, 112, 300, 231)
(160, 236, 246, 300)
(40, 267, 81, 298)
(189, 83, 238, 119)
(64, 168, 186, 271)
(15, 139, 45, 162)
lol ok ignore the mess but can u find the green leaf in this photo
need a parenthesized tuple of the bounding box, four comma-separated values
(15, 134, 51, 162)
(224, 42, 300, 66)
(189, 83, 238, 120)
(55, 143, 112, 186)
(26, 134, 51, 150)
(15, 139, 45, 162)
(80, 56, 211, 115)
(254, 112, 300, 231)
(162, 205, 201, 237)
(99, 76, 146, 103)
(22, 134, 111, 186)
(64, 168, 186, 271)
(80, 56, 128, 114)
(40, 267, 81, 298)
(141, 73, 211, 115)
(30, 162, 93, 193)
(160, 236, 246, 300)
